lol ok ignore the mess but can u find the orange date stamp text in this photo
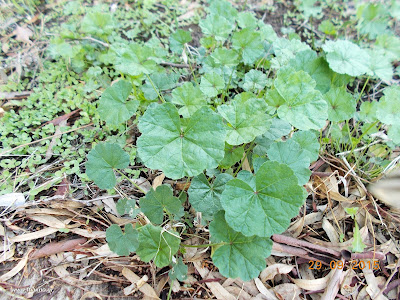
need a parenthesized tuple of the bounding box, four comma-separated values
(309, 260, 379, 270)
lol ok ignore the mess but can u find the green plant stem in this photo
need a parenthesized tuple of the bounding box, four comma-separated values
(181, 242, 225, 248)
(115, 169, 146, 194)
(356, 76, 370, 104)
(146, 74, 166, 103)
(221, 69, 235, 104)
(167, 283, 173, 300)
(233, 142, 254, 177)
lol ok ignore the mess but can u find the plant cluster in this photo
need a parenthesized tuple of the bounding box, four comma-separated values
(79, 0, 400, 281)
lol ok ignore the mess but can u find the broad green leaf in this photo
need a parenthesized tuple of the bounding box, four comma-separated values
(220, 143, 244, 169)
(367, 49, 394, 82)
(375, 34, 400, 62)
(85, 143, 130, 190)
(137, 224, 180, 268)
(209, 211, 272, 281)
(116, 198, 140, 218)
(171, 82, 207, 117)
(376, 86, 400, 125)
(296, 0, 322, 18)
(169, 257, 188, 282)
(169, 29, 192, 53)
(290, 50, 349, 94)
(322, 40, 370, 77)
(259, 23, 278, 43)
(211, 48, 239, 67)
(358, 101, 378, 123)
(98, 80, 138, 125)
(112, 44, 158, 76)
(208, 0, 238, 21)
(265, 87, 286, 114)
(291, 130, 319, 162)
(243, 70, 268, 92)
(324, 87, 356, 122)
(199, 15, 234, 41)
(80, 12, 114, 37)
(232, 29, 264, 65)
(188, 173, 232, 218)
(139, 185, 182, 224)
(141, 73, 179, 100)
(272, 38, 310, 68)
(267, 139, 311, 185)
(237, 11, 258, 29)
(273, 67, 328, 130)
(254, 118, 292, 155)
(388, 124, 400, 145)
(106, 224, 138, 256)
(221, 161, 305, 237)
(200, 72, 225, 98)
(137, 103, 226, 179)
(218, 97, 270, 145)
(318, 20, 337, 35)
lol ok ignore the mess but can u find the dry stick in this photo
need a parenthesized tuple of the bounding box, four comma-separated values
(376, 259, 400, 299)
(272, 234, 341, 258)
(0, 123, 93, 156)
(0, 91, 32, 100)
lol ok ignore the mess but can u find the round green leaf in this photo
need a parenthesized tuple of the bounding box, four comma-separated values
(199, 15, 234, 41)
(221, 161, 305, 237)
(322, 40, 370, 77)
(106, 224, 138, 256)
(139, 185, 182, 224)
(232, 29, 264, 65)
(137, 224, 180, 268)
(388, 124, 400, 145)
(137, 103, 226, 179)
(367, 49, 394, 81)
(200, 72, 225, 98)
(188, 173, 233, 218)
(85, 143, 130, 190)
(116, 198, 140, 218)
(171, 82, 207, 117)
(218, 97, 270, 145)
(274, 67, 328, 130)
(169, 29, 192, 53)
(220, 143, 244, 169)
(169, 257, 188, 282)
(98, 80, 138, 125)
(324, 87, 356, 122)
(243, 70, 268, 91)
(292, 130, 320, 162)
(210, 211, 272, 281)
(267, 139, 311, 185)
(376, 86, 400, 125)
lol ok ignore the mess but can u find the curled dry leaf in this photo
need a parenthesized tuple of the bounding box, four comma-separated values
(0, 248, 33, 281)
(254, 278, 278, 300)
(274, 283, 301, 300)
(122, 267, 159, 299)
(369, 170, 400, 211)
(152, 173, 165, 189)
(30, 237, 87, 259)
(260, 263, 294, 283)
(13, 25, 33, 44)
(292, 270, 332, 291)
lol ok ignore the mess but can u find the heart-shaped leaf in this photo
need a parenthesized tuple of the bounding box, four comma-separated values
(210, 211, 272, 281)
(171, 82, 207, 117)
(137, 103, 226, 179)
(376, 86, 400, 125)
(85, 143, 130, 190)
(137, 224, 180, 268)
(116, 198, 140, 218)
(139, 185, 182, 224)
(221, 161, 305, 237)
(106, 224, 138, 256)
(98, 80, 139, 125)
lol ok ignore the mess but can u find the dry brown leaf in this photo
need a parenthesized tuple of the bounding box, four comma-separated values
(273, 283, 301, 300)
(122, 267, 159, 299)
(29, 214, 70, 228)
(242, 155, 251, 172)
(224, 286, 252, 299)
(254, 278, 278, 300)
(0, 248, 33, 281)
(30, 237, 87, 259)
(260, 264, 294, 283)
(69, 228, 106, 239)
(80, 291, 102, 300)
(340, 269, 358, 297)
(322, 217, 339, 243)
(288, 211, 323, 237)
(193, 261, 236, 300)
(292, 271, 332, 291)
(0, 244, 15, 263)
(362, 264, 388, 300)
(369, 170, 400, 211)
(9, 227, 59, 243)
(13, 25, 33, 44)
(152, 173, 165, 189)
